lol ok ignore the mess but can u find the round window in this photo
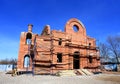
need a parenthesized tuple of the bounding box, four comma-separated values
(73, 25, 79, 32)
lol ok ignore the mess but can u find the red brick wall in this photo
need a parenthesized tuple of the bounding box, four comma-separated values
(17, 18, 100, 73)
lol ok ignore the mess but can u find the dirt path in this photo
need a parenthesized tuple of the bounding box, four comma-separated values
(0, 72, 120, 84)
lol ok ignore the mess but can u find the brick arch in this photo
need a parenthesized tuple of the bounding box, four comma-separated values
(26, 32, 32, 39)
(26, 32, 32, 44)
(65, 18, 86, 36)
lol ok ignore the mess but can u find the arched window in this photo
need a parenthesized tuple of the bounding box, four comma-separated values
(24, 55, 30, 68)
(26, 33, 32, 45)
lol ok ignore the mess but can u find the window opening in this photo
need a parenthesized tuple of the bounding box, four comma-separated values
(26, 39, 31, 44)
(58, 38, 62, 45)
(24, 55, 30, 67)
(26, 33, 32, 45)
(89, 55, 92, 63)
(89, 43, 91, 46)
(57, 53, 62, 63)
(73, 25, 79, 32)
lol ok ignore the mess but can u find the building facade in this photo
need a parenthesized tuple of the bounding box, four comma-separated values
(17, 18, 100, 74)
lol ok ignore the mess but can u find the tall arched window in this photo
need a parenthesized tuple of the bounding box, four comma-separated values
(24, 55, 30, 68)
(26, 33, 32, 45)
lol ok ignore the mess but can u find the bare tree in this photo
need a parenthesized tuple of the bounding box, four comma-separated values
(0, 58, 17, 65)
(99, 43, 111, 70)
(107, 36, 120, 64)
(99, 43, 110, 62)
(99, 35, 120, 71)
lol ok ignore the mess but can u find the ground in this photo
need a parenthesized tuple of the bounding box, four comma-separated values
(0, 72, 120, 84)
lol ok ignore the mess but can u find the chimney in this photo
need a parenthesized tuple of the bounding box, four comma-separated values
(28, 24, 33, 32)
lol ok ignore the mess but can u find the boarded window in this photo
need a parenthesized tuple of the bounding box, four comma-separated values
(57, 53, 62, 63)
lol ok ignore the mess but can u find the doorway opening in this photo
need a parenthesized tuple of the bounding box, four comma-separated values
(73, 51, 80, 69)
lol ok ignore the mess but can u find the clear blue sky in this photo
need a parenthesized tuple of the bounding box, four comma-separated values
(0, 0, 120, 60)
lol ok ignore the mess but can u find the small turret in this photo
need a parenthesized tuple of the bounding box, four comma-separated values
(28, 24, 33, 32)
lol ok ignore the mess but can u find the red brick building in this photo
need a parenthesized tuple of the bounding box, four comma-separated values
(17, 18, 100, 74)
